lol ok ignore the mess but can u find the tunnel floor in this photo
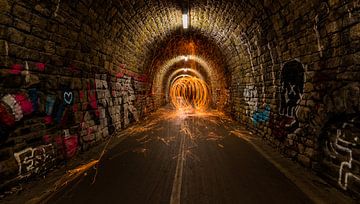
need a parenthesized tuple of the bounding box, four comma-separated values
(46, 107, 312, 204)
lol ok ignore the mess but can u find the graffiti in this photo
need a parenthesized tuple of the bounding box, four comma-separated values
(252, 104, 270, 126)
(14, 144, 56, 178)
(117, 66, 148, 82)
(10, 64, 23, 75)
(279, 60, 304, 118)
(61, 129, 78, 159)
(0, 61, 150, 187)
(1, 93, 35, 123)
(240, 32, 255, 75)
(269, 115, 295, 140)
(73, 103, 78, 112)
(28, 88, 39, 113)
(323, 117, 360, 190)
(267, 43, 276, 88)
(79, 90, 84, 100)
(313, 2, 329, 58)
(243, 74, 258, 116)
(63, 91, 73, 105)
(44, 95, 56, 125)
(35, 63, 46, 72)
(87, 80, 99, 117)
(95, 75, 112, 107)
(53, 0, 61, 17)
(95, 74, 120, 132)
(24, 61, 30, 84)
(122, 77, 139, 126)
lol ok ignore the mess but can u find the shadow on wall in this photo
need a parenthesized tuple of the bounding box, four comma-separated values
(0, 62, 154, 191)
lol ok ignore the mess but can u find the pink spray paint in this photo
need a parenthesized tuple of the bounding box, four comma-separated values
(10, 64, 23, 74)
(35, 63, 46, 72)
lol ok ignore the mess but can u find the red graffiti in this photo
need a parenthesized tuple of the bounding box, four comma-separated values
(117, 67, 148, 82)
(35, 63, 46, 72)
(73, 103, 78, 112)
(14, 93, 33, 115)
(79, 91, 84, 100)
(64, 135, 78, 158)
(44, 115, 53, 125)
(87, 127, 94, 135)
(119, 64, 126, 69)
(87, 82, 98, 110)
(43, 135, 51, 143)
(54, 133, 78, 159)
(55, 136, 62, 146)
(10, 64, 23, 74)
(269, 114, 295, 140)
(116, 73, 124, 78)
(0, 103, 15, 126)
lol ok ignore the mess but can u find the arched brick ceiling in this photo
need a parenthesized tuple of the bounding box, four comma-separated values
(83, 0, 272, 75)
(149, 32, 228, 99)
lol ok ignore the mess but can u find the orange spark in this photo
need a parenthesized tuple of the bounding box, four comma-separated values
(170, 76, 210, 112)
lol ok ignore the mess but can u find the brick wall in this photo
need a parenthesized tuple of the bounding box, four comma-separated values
(0, 0, 359, 196)
(0, 0, 156, 190)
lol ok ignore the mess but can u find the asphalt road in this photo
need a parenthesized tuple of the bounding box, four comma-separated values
(49, 108, 313, 204)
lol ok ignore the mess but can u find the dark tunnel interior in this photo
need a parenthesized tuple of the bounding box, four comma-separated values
(0, 0, 359, 203)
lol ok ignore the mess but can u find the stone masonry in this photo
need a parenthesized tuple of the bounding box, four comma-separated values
(0, 0, 359, 197)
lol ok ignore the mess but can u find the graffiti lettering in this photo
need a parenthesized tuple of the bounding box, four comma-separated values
(243, 84, 258, 116)
(323, 117, 360, 190)
(14, 144, 56, 178)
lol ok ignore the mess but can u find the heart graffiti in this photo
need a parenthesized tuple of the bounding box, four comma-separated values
(64, 92, 73, 105)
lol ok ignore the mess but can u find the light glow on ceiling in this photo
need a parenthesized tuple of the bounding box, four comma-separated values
(182, 14, 189, 29)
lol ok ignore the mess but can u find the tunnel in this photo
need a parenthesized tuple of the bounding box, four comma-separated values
(0, 0, 359, 203)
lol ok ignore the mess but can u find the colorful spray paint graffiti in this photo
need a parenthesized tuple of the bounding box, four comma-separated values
(0, 61, 150, 186)
(117, 65, 148, 82)
(252, 104, 270, 126)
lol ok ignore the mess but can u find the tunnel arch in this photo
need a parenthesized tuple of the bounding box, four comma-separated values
(0, 0, 359, 196)
(166, 67, 205, 103)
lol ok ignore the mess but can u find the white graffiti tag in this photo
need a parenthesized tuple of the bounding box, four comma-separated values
(14, 144, 56, 179)
(122, 77, 139, 126)
(243, 84, 258, 116)
(326, 121, 360, 190)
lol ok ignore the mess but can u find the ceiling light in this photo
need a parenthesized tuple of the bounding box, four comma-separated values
(182, 14, 188, 29)
(184, 56, 188, 61)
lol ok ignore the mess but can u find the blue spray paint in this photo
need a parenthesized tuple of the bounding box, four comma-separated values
(55, 104, 65, 125)
(28, 88, 38, 112)
(252, 104, 271, 126)
(45, 95, 56, 115)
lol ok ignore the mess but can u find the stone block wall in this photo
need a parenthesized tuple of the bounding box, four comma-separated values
(0, 0, 155, 190)
(227, 0, 360, 196)
(0, 0, 359, 198)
